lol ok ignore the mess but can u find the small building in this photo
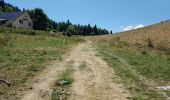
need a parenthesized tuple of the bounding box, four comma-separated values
(0, 12, 33, 29)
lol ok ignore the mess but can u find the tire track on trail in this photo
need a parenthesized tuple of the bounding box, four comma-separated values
(68, 41, 130, 100)
(20, 44, 81, 100)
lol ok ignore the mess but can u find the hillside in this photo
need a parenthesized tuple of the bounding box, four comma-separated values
(0, 28, 84, 99)
(0, 1, 169, 100)
(89, 21, 170, 100)
(115, 21, 170, 48)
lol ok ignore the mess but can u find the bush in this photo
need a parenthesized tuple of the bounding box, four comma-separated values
(147, 38, 154, 48)
(63, 31, 72, 36)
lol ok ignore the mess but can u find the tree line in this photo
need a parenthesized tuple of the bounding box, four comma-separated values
(0, 0, 110, 35)
(27, 8, 110, 36)
(160, 19, 170, 23)
(0, 0, 20, 12)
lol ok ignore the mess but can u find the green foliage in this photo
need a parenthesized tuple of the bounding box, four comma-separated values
(4, 5, 13, 12)
(29, 65, 39, 72)
(0, 0, 20, 12)
(27, 7, 109, 35)
(65, 25, 77, 36)
(28, 8, 49, 30)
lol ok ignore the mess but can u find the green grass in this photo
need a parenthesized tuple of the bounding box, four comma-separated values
(0, 28, 84, 99)
(166, 91, 170, 97)
(94, 41, 169, 100)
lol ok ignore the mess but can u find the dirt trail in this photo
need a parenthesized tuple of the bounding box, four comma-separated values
(21, 41, 129, 100)
(68, 41, 129, 100)
(21, 46, 76, 100)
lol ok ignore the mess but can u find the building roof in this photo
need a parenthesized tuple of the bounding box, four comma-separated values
(0, 12, 23, 21)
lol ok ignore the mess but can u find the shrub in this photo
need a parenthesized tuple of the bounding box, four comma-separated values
(29, 65, 39, 72)
(63, 31, 72, 37)
(141, 50, 148, 55)
(147, 38, 154, 48)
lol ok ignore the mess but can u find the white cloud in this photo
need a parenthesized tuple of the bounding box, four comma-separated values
(134, 24, 145, 29)
(122, 24, 145, 31)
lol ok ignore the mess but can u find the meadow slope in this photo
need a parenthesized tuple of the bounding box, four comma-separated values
(0, 28, 84, 100)
(89, 21, 170, 100)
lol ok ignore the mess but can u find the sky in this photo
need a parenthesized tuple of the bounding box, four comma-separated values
(5, 0, 170, 32)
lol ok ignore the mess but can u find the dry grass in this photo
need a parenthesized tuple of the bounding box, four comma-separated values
(91, 22, 166, 47)
(88, 21, 170, 55)
(91, 21, 170, 46)
(90, 21, 170, 99)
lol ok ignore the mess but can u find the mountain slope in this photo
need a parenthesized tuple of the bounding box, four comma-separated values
(115, 21, 170, 48)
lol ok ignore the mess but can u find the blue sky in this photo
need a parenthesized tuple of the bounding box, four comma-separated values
(6, 0, 170, 32)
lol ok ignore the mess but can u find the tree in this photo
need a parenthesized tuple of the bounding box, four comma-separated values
(0, 1, 21, 12)
(0, 0, 4, 11)
(87, 24, 92, 34)
(93, 25, 98, 34)
(4, 5, 13, 12)
(66, 20, 71, 26)
(29, 8, 49, 30)
(110, 30, 113, 34)
(66, 25, 77, 36)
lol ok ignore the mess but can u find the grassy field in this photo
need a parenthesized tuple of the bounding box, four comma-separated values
(93, 40, 170, 100)
(90, 21, 170, 100)
(0, 27, 84, 99)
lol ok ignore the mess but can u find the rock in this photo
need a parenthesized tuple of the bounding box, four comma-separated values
(57, 80, 69, 85)
(0, 79, 11, 87)
(157, 86, 170, 91)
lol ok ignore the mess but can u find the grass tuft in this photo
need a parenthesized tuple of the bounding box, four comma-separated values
(52, 67, 74, 100)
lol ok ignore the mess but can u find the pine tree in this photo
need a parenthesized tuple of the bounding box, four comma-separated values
(93, 25, 98, 34)
(0, 0, 5, 11)
(110, 30, 113, 34)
